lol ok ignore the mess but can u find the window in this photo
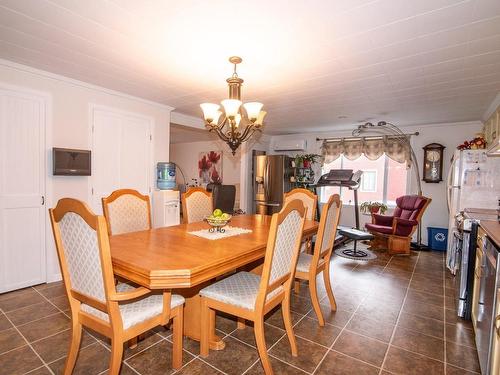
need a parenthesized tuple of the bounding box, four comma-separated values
(360, 170, 377, 192)
(320, 154, 407, 206)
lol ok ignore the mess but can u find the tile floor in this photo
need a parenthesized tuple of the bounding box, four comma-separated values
(0, 247, 480, 375)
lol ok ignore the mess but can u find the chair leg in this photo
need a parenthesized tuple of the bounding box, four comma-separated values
(237, 317, 246, 330)
(309, 275, 325, 326)
(323, 262, 337, 312)
(128, 337, 138, 349)
(63, 321, 82, 375)
(281, 296, 298, 357)
(293, 280, 300, 294)
(172, 306, 184, 369)
(254, 317, 273, 375)
(200, 297, 211, 357)
(109, 337, 124, 375)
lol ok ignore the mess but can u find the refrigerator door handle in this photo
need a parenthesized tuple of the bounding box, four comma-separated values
(446, 157, 457, 214)
(264, 159, 270, 202)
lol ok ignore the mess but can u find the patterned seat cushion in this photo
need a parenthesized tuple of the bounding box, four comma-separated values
(200, 272, 283, 311)
(81, 283, 184, 329)
(296, 253, 313, 273)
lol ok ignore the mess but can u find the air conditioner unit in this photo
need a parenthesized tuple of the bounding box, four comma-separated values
(273, 139, 307, 151)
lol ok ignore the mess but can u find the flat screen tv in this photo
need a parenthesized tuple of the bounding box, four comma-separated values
(53, 148, 91, 176)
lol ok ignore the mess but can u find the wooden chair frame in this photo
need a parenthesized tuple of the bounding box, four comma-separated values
(283, 188, 318, 221)
(49, 198, 183, 374)
(295, 194, 342, 326)
(369, 197, 431, 255)
(101, 189, 152, 235)
(199, 200, 306, 374)
(181, 187, 213, 224)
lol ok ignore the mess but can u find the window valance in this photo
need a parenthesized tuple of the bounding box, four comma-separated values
(321, 136, 411, 167)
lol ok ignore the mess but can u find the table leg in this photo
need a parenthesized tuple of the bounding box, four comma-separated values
(177, 283, 225, 351)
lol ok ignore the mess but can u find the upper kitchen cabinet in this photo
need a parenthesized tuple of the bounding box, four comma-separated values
(485, 105, 500, 157)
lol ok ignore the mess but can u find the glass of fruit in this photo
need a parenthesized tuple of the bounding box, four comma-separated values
(205, 209, 232, 233)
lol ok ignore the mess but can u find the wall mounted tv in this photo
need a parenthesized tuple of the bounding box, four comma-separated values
(53, 148, 91, 176)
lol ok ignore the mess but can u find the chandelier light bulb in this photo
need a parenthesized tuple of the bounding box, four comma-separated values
(234, 114, 242, 128)
(243, 102, 264, 122)
(200, 103, 220, 123)
(255, 110, 267, 126)
(221, 99, 242, 118)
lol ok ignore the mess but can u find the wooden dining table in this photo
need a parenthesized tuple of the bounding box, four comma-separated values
(109, 214, 319, 350)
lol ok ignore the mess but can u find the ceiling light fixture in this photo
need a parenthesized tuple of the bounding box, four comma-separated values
(200, 56, 266, 155)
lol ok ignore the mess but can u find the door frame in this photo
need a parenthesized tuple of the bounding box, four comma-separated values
(0, 82, 53, 287)
(88, 103, 155, 211)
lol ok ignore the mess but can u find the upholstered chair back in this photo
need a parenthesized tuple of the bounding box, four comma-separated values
(182, 187, 213, 224)
(393, 195, 429, 221)
(102, 189, 151, 235)
(318, 194, 342, 258)
(284, 188, 317, 221)
(58, 210, 107, 303)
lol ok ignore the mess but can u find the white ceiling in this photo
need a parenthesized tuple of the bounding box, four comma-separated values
(0, 0, 499, 134)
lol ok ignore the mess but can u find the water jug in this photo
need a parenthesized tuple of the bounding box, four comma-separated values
(157, 162, 176, 190)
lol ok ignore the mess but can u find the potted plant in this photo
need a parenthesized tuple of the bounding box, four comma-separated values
(294, 155, 304, 168)
(360, 201, 388, 215)
(302, 154, 321, 168)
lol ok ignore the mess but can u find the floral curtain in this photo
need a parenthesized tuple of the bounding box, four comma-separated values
(321, 136, 411, 167)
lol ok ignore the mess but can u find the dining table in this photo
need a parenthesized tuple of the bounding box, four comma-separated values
(109, 214, 319, 350)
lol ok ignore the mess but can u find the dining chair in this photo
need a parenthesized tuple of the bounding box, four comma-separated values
(283, 188, 317, 221)
(294, 194, 342, 326)
(284, 188, 318, 293)
(49, 198, 184, 374)
(102, 189, 151, 235)
(199, 199, 306, 374)
(181, 187, 213, 223)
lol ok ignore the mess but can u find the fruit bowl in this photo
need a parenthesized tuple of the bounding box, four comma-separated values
(205, 215, 232, 233)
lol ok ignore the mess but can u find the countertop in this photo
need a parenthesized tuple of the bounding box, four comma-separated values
(481, 220, 500, 247)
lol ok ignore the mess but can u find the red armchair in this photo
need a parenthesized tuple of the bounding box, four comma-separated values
(365, 195, 431, 255)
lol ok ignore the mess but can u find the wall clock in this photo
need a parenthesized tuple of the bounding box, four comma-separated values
(422, 143, 445, 183)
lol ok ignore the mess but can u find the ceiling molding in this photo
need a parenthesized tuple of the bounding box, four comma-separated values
(483, 92, 500, 121)
(170, 112, 204, 129)
(0, 58, 175, 112)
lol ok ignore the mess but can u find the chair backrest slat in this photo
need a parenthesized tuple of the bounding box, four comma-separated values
(102, 189, 151, 235)
(181, 187, 213, 224)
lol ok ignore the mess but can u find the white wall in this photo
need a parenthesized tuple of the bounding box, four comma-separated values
(0, 60, 173, 282)
(269, 121, 483, 244)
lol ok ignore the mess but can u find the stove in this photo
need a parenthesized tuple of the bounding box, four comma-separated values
(452, 208, 497, 319)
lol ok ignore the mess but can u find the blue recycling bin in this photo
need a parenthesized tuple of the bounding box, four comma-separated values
(427, 227, 448, 251)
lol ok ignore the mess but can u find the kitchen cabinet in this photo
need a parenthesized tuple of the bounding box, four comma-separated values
(472, 227, 486, 328)
(484, 105, 500, 157)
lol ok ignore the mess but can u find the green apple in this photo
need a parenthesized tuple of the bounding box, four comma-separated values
(221, 213, 230, 220)
(213, 209, 223, 217)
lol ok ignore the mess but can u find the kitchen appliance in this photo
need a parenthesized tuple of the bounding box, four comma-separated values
(475, 235, 500, 374)
(451, 209, 498, 319)
(152, 190, 180, 228)
(446, 149, 500, 270)
(254, 155, 292, 215)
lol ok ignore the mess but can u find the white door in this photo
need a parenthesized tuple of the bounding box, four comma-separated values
(0, 89, 46, 292)
(91, 106, 152, 213)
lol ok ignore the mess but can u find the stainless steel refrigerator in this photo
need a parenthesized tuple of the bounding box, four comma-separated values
(254, 155, 292, 215)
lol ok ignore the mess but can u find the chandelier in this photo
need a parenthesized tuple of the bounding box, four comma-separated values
(200, 56, 266, 155)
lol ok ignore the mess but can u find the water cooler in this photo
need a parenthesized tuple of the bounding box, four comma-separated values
(152, 190, 180, 228)
(153, 162, 180, 227)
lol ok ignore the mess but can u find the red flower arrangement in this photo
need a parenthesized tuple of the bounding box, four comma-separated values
(198, 155, 212, 177)
(457, 135, 486, 150)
